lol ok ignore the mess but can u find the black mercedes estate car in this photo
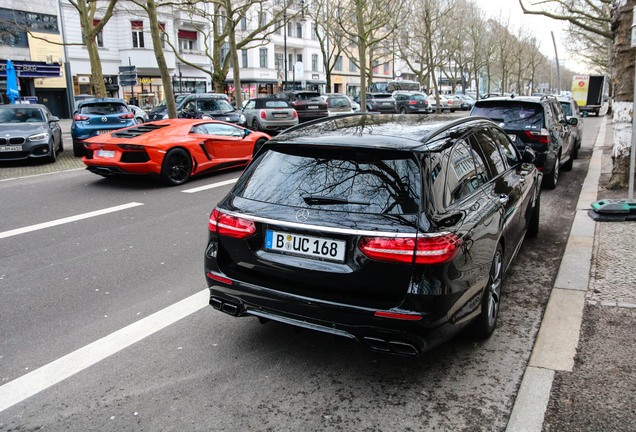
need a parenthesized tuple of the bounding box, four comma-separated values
(204, 114, 542, 355)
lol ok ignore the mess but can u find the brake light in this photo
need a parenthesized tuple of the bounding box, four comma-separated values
(209, 209, 256, 239)
(447, 100, 453, 105)
(119, 112, 134, 119)
(292, 110, 298, 119)
(260, 110, 267, 119)
(358, 233, 462, 265)
(74, 114, 89, 121)
(524, 129, 550, 144)
(408, 101, 417, 105)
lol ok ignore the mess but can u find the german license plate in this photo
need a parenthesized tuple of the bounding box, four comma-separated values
(508, 134, 516, 142)
(273, 113, 287, 118)
(97, 130, 111, 135)
(96, 149, 115, 158)
(0, 145, 22, 152)
(308, 105, 318, 110)
(265, 230, 346, 262)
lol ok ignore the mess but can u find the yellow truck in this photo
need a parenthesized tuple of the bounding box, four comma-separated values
(571, 75, 606, 116)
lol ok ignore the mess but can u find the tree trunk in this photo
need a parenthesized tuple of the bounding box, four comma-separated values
(608, 0, 636, 189)
(356, 0, 368, 112)
(146, 0, 176, 118)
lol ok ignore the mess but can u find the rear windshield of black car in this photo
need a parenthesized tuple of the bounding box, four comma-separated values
(234, 147, 421, 215)
(295, 93, 321, 100)
(472, 102, 544, 130)
(79, 103, 128, 115)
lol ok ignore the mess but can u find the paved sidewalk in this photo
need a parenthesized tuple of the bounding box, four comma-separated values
(507, 116, 636, 431)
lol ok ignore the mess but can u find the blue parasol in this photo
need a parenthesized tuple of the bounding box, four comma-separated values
(5, 59, 20, 104)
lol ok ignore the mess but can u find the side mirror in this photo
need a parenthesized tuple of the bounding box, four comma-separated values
(522, 147, 536, 164)
(243, 128, 252, 137)
(49, 116, 60, 122)
(568, 117, 579, 126)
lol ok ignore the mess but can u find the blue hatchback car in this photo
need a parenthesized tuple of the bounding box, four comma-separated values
(71, 98, 135, 157)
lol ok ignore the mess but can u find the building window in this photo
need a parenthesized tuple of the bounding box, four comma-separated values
(275, 21, 281, 35)
(312, 54, 318, 72)
(349, 60, 357, 73)
(242, 49, 248, 68)
(287, 22, 292, 37)
(372, 60, 379, 74)
(334, 55, 343, 71)
(260, 48, 268, 68)
(220, 42, 230, 64)
(288, 54, 293, 71)
(311, 23, 318, 40)
(158, 22, 165, 48)
(296, 22, 302, 38)
(131, 20, 144, 48)
(296, 54, 302, 64)
(275, 53, 284, 71)
(92, 19, 104, 47)
(178, 29, 197, 52)
(240, 16, 247, 31)
(384, 62, 390, 75)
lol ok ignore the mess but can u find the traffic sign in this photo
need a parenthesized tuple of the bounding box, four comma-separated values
(119, 64, 137, 86)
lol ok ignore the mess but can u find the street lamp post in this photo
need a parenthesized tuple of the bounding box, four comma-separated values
(283, 10, 288, 91)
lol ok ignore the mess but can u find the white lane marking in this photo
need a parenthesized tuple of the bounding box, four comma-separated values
(0, 168, 85, 183)
(0, 202, 144, 240)
(182, 178, 238, 193)
(0, 289, 209, 413)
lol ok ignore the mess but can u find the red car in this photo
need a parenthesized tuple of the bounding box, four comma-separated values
(82, 119, 270, 185)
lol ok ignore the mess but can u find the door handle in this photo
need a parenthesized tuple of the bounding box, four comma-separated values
(499, 194, 509, 205)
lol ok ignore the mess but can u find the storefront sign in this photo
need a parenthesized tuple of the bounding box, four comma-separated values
(0, 60, 61, 78)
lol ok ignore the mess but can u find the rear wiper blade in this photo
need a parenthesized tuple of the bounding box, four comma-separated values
(302, 195, 370, 206)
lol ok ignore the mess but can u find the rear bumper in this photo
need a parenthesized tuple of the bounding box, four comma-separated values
(205, 271, 469, 356)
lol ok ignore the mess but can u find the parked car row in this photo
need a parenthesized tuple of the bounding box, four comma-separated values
(470, 94, 582, 189)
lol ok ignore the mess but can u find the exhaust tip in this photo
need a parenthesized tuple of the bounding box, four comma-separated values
(363, 337, 421, 356)
(210, 297, 223, 310)
(221, 302, 239, 316)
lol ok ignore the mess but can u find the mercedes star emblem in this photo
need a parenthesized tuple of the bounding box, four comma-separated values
(295, 209, 309, 222)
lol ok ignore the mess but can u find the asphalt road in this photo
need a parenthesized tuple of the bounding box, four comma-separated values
(0, 116, 602, 431)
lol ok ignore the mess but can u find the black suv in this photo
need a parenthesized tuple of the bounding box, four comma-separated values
(275, 91, 328, 123)
(393, 91, 432, 114)
(204, 114, 542, 355)
(470, 95, 576, 188)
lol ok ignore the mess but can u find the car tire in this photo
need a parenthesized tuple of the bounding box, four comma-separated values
(46, 141, 57, 164)
(526, 194, 540, 238)
(252, 119, 260, 132)
(73, 141, 85, 158)
(400, 107, 407, 114)
(543, 154, 559, 189)
(471, 244, 504, 338)
(58, 137, 64, 152)
(562, 151, 574, 171)
(571, 140, 580, 159)
(252, 138, 268, 158)
(135, 117, 144, 124)
(160, 148, 192, 186)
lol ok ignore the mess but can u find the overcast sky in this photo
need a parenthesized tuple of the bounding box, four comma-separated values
(471, 0, 585, 72)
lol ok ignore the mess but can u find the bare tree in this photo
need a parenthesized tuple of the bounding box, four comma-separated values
(127, 0, 180, 117)
(304, 0, 342, 93)
(68, 0, 118, 97)
(334, 0, 405, 111)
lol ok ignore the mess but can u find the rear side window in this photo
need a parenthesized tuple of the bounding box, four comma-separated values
(234, 147, 421, 215)
(327, 97, 351, 108)
(445, 139, 488, 204)
(472, 102, 543, 130)
(471, 130, 508, 177)
(79, 103, 128, 115)
(560, 102, 572, 116)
